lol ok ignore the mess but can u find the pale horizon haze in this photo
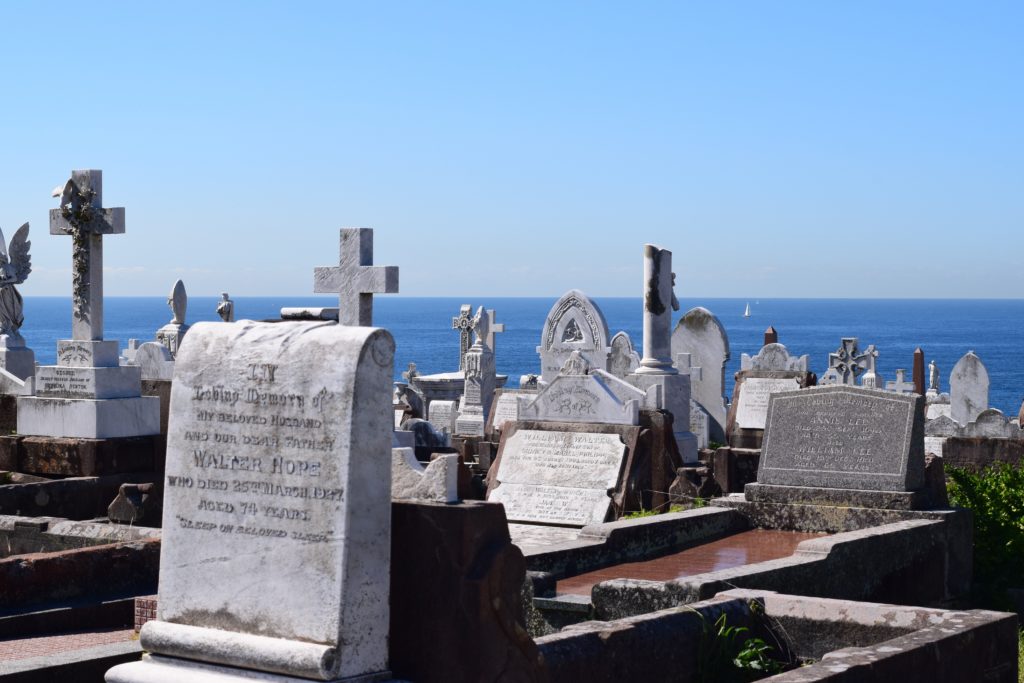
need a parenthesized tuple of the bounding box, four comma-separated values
(0, 3, 1021, 298)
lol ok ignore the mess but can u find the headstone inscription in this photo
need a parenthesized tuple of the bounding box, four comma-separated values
(0, 221, 34, 383)
(733, 377, 801, 429)
(107, 320, 395, 683)
(671, 306, 730, 443)
(754, 385, 925, 493)
(950, 351, 989, 426)
(537, 289, 611, 383)
(313, 227, 398, 326)
(727, 342, 814, 449)
(486, 422, 640, 526)
(487, 390, 522, 436)
(427, 399, 458, 436)
(18, 170, 159, 438)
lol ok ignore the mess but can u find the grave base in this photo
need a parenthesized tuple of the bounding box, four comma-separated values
(106, 655, 391, 683)
(744, 482, 928, 510)
(17, 395, 160, 439)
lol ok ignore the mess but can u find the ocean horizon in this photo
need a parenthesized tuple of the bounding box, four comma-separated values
(18, 296, 1024, 417)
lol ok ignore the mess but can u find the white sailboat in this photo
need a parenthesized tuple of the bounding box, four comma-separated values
(743, 302, 751, 318)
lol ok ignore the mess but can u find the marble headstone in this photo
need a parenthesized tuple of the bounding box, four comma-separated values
(671, 307, 730, 442)
(537, 289, 611, 383)
(950, 351, 989, 426)
(427, 399, 458, 436)
(733, 377, 801, 430)
(107, 320, 395, 682)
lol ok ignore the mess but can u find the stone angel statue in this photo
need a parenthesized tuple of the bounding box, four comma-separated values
(0, 223, 31, 341)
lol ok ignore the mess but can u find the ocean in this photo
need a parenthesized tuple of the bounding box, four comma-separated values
(19, 296, 1024, 417)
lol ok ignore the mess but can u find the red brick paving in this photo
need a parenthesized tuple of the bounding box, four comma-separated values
(0, 628, 136, 661)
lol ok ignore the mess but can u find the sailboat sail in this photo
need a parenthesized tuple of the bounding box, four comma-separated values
(743, 302, 751, 317)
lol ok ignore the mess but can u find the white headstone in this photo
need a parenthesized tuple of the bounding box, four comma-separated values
(313, 227, 398, 326)
(428, 399, 458, 436)
(537, 289, 610, 383)
(950, 351, 989, 426)
(671, 306, 730, 441)
(108, 320, 395, 682)
(734, 377, 801, 430)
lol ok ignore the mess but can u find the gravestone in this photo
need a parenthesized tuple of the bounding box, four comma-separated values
(487, 422, 640, 526)
(314, 227, 398, 326)
(885, 369, 916, 395)
(487, 390, 522, 436)
(733, 377, 801, 429)
(727, 343, 815, 449)
(155, 279, 189, 357)
(107, 320, 395, 683)
(451, 304, 474, 371)
(134, 342, 175, 381)
(518, 352, 648, 426)
(428, 399, 458, 436)
(747, 385, 926, 509)
(671, 306, 729, 442)
(18, 170, 159, 439)
(950, 351, 989, 426)
(608, 331, 640, 378)
(537, 289, 611, 383)
(689, 399, 710, 449)
(456, 306, 496, 436)
(0, 221, 35, 382)
(819, 338, 874, 386)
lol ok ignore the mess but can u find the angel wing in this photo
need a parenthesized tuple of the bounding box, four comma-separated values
(7, 223, 31, 284)
(0, 226, 8, 265)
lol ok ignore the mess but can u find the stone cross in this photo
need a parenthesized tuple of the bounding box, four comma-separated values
(824, 338, 870, 385)
(485, 309, 504, 352)
(451, 304, 474, 369)
(675, 352, 703, 382)
(885, 369, 916, 394)
(313, 228, 398, 326)
(50, 170, 125, 342)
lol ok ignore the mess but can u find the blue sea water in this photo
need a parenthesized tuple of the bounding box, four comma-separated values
(20, 297, 1024, 417)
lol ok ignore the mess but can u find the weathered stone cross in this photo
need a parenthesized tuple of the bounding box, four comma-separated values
(452, 304, 474, 369)
(885, 368, 916, 394)
(314, 228, 399, 326)
(485, 309, 504, 352)
(50, 170, 125, 342)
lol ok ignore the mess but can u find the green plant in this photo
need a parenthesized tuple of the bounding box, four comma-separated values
(1018, 630, 1023, 683)
(947, 463, 1024, 608)
(622, 508, 660, 520)
(696, 605, 786, 682)
(0, 471, 11, 485)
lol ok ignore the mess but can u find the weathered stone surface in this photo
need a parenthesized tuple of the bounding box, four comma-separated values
(17, 435, 160, 477)
(712, 447, 760, 495)
(740, 342, 809, 372)
(108, 482, 162, 526)
(518, 370, 643, 426)
(950, 350, 989, 426)
(489, 429, 629, 525)
(537, 290, 611, 383)
(390, 500, 542, 683)
(607, 331, 640, 378)
(153, 320, 394, 680)
(745, 483, 927, 510)
(391, 448, 458, 503)
(942, 436, 1024, 472)
(758, 386, 925, 492)
(671, 307, 729, 440)
(487, 390, 521, 436)
(0, 473, 158, 520)
(488, 422, 641, 527)
(312, 227, 398, 327)
(427, 398, 457, 436)
(733, 377, 800, 430)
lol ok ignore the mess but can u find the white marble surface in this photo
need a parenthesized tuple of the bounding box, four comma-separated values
(391, 448, 458, 503)
(154, 320, 393, 681)
(734, 377, 800, 430)
(950, 351, 989, 426)
(17, 395, 159, 438)
(488, 429, 626, 526)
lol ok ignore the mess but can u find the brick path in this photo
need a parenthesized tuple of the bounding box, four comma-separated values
(0, 628, 136, 661)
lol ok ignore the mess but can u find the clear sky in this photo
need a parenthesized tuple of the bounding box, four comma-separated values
(0, 2, 1020, 298)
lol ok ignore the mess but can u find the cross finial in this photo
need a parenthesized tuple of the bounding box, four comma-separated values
(451, 304, 474, 370)
(49, 169, 126, 341)
(313, 228, 399, 326)
(485, 309, 504, 352)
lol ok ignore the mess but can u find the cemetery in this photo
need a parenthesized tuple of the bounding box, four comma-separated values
(0, 169, 1018, 682)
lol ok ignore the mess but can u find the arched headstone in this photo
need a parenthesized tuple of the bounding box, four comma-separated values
(950, 351, 989, 426)
(537, 289, 610, 383)
(671, 307, 729, 442)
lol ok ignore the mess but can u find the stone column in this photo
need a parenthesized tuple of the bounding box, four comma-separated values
(636, 244, 678, 375)
(913, 348, 926, 395)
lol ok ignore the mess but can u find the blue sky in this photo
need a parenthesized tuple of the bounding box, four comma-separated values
(0, 2, 1020, 298)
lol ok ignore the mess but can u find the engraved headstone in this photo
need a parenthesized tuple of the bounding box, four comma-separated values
(428, 399, 457, 436)
(671, 306, 729, 441)
(487, 425, 635, 526)
(608, 331, 641, 378)
(18, 170, 159, 438)
(518, 367, 645, 426)
(733, 377, 801, 430)
(537, 289, 611, 383)
(489, 391, 522, 435)
(107, 320, 395, 682)
(756, 385, 925, 492)
(313, 227, 398, 326)
(950, 351, 989, 426)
